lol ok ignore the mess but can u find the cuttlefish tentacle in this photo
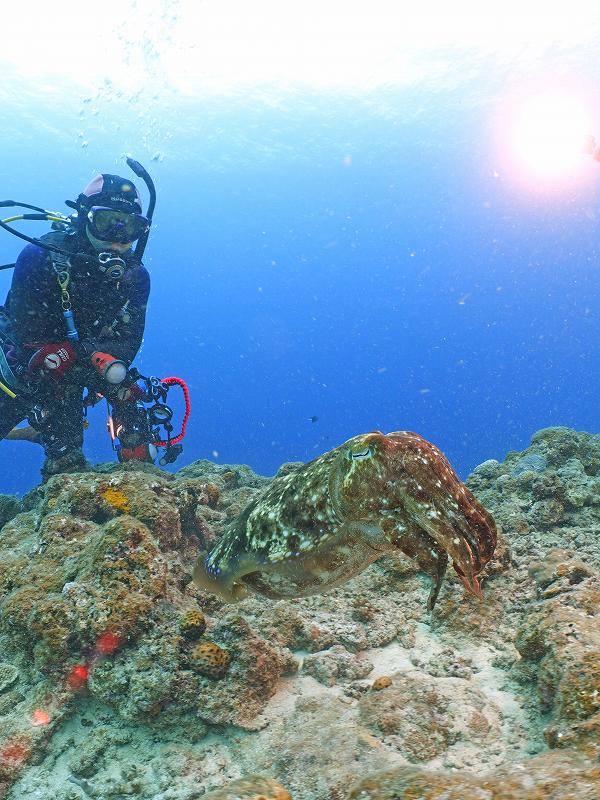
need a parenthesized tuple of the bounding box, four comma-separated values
(460, 499, 497, 567)
(399, 494, 480, 594)
(385, 431, 495, 578)
(384, 520, 450, 610)
(192, 505, 263, 602)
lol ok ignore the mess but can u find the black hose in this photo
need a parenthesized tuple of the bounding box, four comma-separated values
(0, 219, 65, 252)
(0, 202, 71, 255)
(126, 158, 156, 263)
(0, 200, 48, 213)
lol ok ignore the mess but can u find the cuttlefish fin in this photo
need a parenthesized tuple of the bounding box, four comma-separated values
(192, 553, 255, 603)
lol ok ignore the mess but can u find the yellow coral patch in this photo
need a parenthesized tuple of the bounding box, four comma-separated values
(101, 487, 130, 514)
(372, 676, 392, 691)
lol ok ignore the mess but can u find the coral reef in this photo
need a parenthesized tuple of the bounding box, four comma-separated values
(358, 671, 502, 763)
(302, 645, 373, 686)
(0, 665, 18, 694)
(515, 550, 600, 756)
(202, 775, 291, 800)
(347, 753, 600, 799)
(0, 496, 20, 531)
(1, 427, 600, 799)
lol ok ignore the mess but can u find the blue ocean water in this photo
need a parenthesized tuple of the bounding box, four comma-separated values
(2, 7, 600, 496)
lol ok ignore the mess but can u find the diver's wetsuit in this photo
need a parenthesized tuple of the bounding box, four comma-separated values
(0, 238, 150, 465)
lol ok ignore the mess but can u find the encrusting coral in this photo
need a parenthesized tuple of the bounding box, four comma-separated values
(189, 641, 231, 678)
(100, 485, 131, 514)
(179, 608, 207, 640)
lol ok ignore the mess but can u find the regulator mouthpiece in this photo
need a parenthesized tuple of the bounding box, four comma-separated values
(98, 252, 127, 280)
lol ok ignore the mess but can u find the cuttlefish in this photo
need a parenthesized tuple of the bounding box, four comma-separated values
(193, 431, 497, 610)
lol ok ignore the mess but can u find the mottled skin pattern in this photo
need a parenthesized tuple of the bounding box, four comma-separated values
(193, 431, 497, 610)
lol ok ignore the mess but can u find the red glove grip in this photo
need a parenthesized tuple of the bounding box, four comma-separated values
(28, 341, 77, 379)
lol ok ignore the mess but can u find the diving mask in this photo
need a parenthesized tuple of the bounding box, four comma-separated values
(87, 206, 149, 244)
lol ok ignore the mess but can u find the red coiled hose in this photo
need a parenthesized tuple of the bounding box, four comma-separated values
(155, 376, 191, 447)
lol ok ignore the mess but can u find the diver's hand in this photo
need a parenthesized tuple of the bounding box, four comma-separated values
(27, 341, 77, 379)
(73, 338, 97, 358)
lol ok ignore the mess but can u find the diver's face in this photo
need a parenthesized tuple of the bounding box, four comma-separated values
(85, 227, 133, 253)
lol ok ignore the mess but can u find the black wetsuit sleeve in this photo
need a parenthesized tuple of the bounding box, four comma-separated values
(8, 244, 61, 349)
(94, 266, 150, 365)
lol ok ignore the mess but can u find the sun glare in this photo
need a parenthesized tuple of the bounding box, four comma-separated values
(510, 93, 592, 181)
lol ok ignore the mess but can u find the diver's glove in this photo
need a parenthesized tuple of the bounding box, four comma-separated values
(73, 339, 99, 360)
(27, 341, 77, 380)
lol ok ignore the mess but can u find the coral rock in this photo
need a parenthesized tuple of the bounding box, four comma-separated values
(203, 775, 292, 800)
(302, 645, 373, 687)
(359, 672, 501, 763)
(190, 642, 231, 678)
(0, 663, 19, 695)
(0, 495, 21, 530)
(348, 752, 600, 799)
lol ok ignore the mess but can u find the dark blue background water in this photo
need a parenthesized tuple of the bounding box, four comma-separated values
(2, 45, 600, 496)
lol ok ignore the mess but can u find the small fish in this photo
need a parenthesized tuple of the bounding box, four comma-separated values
(193, 431, 497, 610)
(308, 415, 318, 423)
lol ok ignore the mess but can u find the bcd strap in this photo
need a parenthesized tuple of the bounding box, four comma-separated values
(0, 347, 17, 398)
(0, 312, 19, 397)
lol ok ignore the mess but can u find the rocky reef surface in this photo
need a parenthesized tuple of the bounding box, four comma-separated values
(0, 427, 599, 799)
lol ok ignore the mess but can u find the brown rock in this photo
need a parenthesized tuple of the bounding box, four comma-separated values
(203, 775, 291, 800)
(347, 752, 600, 799)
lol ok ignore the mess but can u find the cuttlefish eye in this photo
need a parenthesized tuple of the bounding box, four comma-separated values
(348, 446, 374, 461)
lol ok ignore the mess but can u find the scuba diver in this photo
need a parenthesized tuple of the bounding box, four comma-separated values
(0, 160, 189, 480)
